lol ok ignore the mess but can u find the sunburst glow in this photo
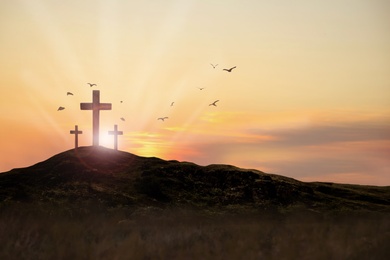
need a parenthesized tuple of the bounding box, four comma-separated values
(0, 1, 389, 185)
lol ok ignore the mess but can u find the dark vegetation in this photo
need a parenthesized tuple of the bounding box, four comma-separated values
(1, 204, 389, 260)
(1, 146, 389, 259)
(1, 146, 389, 212)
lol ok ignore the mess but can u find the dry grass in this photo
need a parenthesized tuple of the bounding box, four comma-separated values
(1, 147, 389, 259)
(0, 205, 389, 260)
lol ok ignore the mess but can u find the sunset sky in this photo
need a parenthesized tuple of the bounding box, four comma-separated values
(0, 0, 389, 185)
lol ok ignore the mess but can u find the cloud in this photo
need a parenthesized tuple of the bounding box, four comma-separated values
(173, 115, 390, 185)
(247, 119, 390, 147)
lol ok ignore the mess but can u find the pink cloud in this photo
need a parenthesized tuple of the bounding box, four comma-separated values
(174, 117, 390, 185)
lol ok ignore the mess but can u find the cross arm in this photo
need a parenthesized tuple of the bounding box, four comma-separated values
(80, 103, 93, 110)
(99, 103, 112, 110)
(108, 131, 123, 135)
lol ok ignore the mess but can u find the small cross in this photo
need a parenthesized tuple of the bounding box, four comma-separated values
(108, 124, 123, 150)
(80, 90, 112, 146)
(70, 125, 83, 148)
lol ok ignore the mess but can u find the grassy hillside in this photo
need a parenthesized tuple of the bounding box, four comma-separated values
(1, 146, 389, 213)
(1, 146, 389, 259)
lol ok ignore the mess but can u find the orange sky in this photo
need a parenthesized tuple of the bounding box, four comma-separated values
(0, 0, 389, 185)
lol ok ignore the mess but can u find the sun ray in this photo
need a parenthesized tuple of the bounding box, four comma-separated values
(20, 1, 89, 87)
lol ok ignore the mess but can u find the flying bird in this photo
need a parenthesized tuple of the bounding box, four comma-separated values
(210, 63, 218, 69)
(120, 101, 123, 103)
(57, 106, 65, 111)
(120, 117, 125, 121)
(209, 100, 219, 106)
(171, 102, 174, 106)
(67, 92, 74, 96)
(198, 87, 205, 90)
(223, 66, 236, 72)
(158, 117, 169, 121)
(87, 83, 97, 87)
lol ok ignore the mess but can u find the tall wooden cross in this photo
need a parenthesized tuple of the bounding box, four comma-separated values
(70, 125, 82, 148)
(80, 90, 112, 146)
(108, 124, 123, 150)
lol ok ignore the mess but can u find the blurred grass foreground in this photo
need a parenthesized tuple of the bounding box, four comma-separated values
(0, 204, 389, 260)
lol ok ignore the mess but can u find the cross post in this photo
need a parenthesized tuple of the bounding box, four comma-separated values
(70, 125, 83, 148)
(80, 90, 112, 146)
(108, 124, 123, 150)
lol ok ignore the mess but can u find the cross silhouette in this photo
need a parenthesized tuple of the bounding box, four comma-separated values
(70, 125, 82, 148)
(80, 90, 112, 146)
(108, 124, 123, 150)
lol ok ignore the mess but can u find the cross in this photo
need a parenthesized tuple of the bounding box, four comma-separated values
(70, 125, 82, 149)
(108, 124, 123, 150)
(80, 90, 112, 146)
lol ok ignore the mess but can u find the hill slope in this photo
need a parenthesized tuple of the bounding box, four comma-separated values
(1, 146, 389, 213)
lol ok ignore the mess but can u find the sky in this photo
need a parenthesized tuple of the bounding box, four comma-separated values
(0, 0, 389, 186)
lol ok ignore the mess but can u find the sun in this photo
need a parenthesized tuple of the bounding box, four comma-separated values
(99, 132, 115, 149)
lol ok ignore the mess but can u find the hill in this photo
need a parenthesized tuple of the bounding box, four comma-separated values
(1, 146, 389, 213)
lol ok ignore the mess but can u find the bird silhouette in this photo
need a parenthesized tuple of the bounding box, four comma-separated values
(158, 117, 169, 121)
(209, 100, 219, 106)
(87, 83, 97, 87)
(223, 66, 236, 72)
(120, 101, 123, 103)
(67, 92, 74, 96)
(57, 106, 65, 111)
(171, 102, 174, 106)
(198, 87, 205, 90)
(120, 117, 125, 121)
(210, 63, 218, 69)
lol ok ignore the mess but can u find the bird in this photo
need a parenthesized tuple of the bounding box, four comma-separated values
(223, 66, 236, 72)
(171, 102, 174, 106)
(87, 83, 97, 87)
(120, 101, 123, 103)
(209, 100, 219, 106)
(198, 87, 205, 90)
(67, 92, 74, 96)
(158, 117, 168, 121)
(120, 117, 125, 121)
(57, 106, 65, 111)
(210, 63, 218, 69)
